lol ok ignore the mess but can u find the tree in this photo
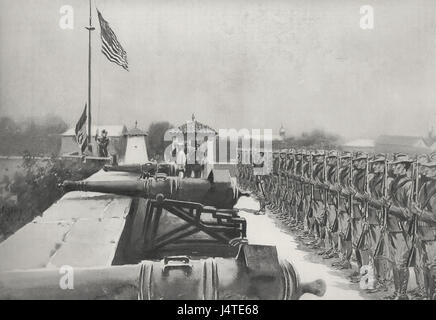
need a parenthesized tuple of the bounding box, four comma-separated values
(277, 129, 341, 150)
(0, 115, 68, 156)
(146, 121, 174, 159)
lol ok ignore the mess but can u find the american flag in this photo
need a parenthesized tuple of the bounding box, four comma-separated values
(75, 104, 88, 154)
(97, 10, 129, 71)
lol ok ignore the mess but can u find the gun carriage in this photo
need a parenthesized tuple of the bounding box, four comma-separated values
(0, 166, 326, 300)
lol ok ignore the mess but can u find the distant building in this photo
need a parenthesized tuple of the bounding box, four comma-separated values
(374, 135, 435, 154)
(124, 122, 148, 164)
(60, 125, 127, 157)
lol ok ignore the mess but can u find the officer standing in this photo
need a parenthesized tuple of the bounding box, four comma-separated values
(271, 151, 280, 211)
(176, 143, 187, 178)
(253, 151, 267, 214)
(96, 129, 110, 157)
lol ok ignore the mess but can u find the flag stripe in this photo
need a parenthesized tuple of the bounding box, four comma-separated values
(97, 10, 129, 71)
(75, 104, 88, 153)
(101, 43, 124, 65)
(101, 46, 128, 70)
(100, 30, 126, 59)
(101, 48, 128, 71)
(101, 36, 127, 66)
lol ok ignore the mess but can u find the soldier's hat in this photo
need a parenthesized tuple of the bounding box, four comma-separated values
(326, 150, 339, 158)
(295, 149, 303, 155)
(369, 153, 386, 163)
(391, 153, 414, 164)
(287, 148, 295, 154)
(417, 154, 430, 165)
(280, 149, 288, 154)
(421, 152, 436, 167)
(340, 151, 352, 159)
(352, 151, 368, 162)
(312, 149, 325, 157)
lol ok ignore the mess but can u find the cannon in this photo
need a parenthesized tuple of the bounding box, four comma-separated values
(103, 162, 177, 177)
(61, 169, 248, 209)
(0, 245, 325, 300)
(61, 170, 251, 259)
(1, 168, 326, 300)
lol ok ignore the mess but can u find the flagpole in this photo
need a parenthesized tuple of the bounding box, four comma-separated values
(86, 0, 95, 147)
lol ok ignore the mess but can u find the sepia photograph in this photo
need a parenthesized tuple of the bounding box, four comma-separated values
(0, 0, 436, 305)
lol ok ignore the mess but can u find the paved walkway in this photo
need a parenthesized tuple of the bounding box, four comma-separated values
(235, 196, 384, 300)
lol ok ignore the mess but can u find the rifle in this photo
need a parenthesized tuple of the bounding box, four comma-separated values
(406, 158, 420, 267)
(323, 154, 328, 225)
(291, 155, 297, 205)
(374, 156, 389, 259)
(356, 156, 370, 264)
(329, 155, 340, 233)
(297, 153, 305, 214)
(345, 155, 354, 241)
(285, 155, 292, 208)
(277, 156, 283, 204)
(290, 152, 297, 207)
(307, 152, 315, 218)
(281, 157, 290, 213)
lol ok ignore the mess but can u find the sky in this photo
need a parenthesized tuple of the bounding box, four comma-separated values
(1, 0, 436, 140)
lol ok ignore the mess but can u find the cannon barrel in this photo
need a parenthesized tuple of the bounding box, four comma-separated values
(62, 176, 244, 209)
(104, 162, 177, 177)
(103, 163, 156, 174)
(0, 245, 325, 300)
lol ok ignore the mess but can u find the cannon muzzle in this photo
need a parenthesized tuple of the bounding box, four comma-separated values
(280, 258, 326, 299)
(61, 180, 147, 197)
(298, 279, 327, 298)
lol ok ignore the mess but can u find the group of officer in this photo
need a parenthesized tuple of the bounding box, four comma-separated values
(237, 149, 436, 300)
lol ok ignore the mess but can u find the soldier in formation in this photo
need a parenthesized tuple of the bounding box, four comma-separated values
(237, 149, 436, 300)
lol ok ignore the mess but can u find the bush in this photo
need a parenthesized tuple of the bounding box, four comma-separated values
(0, 156, 101, 240)
(146, 121, 174, 159)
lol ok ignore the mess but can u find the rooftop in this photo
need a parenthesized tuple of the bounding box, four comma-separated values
(170, 114, 217, 135)
(125, 121, 147, 136)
